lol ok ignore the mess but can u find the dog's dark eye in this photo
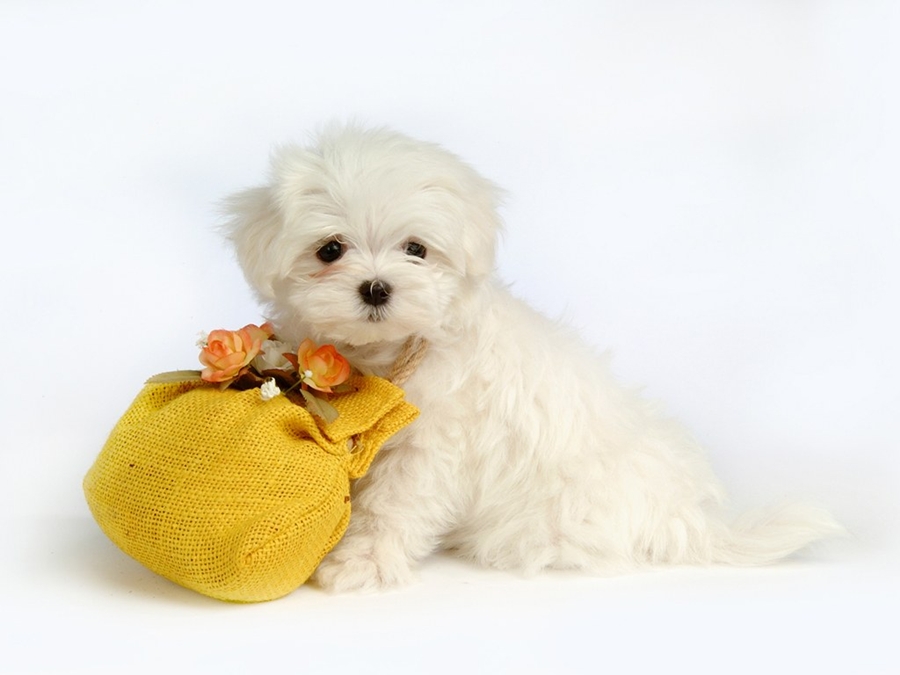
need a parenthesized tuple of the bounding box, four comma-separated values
(316, 239, 345, 264)
(405, 241, 427, 259)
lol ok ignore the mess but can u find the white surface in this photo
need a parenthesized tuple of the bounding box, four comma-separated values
(1, 1, 897, 673)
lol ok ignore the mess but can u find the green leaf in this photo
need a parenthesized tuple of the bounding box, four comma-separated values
(300, 389, 340, 424)
(330, 381, 356, 394)
(145, 370, 204, 383)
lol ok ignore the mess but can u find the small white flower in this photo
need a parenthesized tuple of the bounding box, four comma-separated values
(195, 331, 209, 348)
(260, 378, 281, 401)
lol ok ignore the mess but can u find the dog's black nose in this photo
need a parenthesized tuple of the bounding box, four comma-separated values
(359, 279, 392, 307)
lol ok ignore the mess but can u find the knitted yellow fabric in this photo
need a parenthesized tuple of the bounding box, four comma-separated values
(84, 375, 418, 602)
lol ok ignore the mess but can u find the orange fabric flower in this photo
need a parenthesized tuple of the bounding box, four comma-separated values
(297, 338, 351, 392)
(199, 323, 273, 384)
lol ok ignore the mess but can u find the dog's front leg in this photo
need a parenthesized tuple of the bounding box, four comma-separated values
(312, 441, 458, 593)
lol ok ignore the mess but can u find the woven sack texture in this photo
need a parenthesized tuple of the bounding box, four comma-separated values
(84, 375, 418, 602)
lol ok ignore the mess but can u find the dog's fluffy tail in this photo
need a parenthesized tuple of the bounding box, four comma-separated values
(708, 503, 845, 566)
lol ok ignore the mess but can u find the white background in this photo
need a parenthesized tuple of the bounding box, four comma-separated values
(1, 1, 897, 673)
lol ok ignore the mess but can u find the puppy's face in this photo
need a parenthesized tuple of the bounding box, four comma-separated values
(269, 190, 465, 346)
(225, 127, 503, 346)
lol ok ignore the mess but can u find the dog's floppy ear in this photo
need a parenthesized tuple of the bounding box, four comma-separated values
(429, 166, 503, 280)
(459, 177, 504, 280)
(221, 186, 287, 301)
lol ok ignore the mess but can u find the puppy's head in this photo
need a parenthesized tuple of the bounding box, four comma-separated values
(223, 125, 503, 346)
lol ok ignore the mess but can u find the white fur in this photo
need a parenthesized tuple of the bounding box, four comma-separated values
(224, 124, 842, 592)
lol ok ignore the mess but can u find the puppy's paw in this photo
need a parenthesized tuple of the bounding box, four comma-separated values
(312, 539, 415, 593)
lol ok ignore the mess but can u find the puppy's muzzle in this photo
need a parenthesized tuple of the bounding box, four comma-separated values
(359, 279, 392, 307)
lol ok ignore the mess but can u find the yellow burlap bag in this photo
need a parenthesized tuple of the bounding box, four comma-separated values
(84, 375, 417, 602)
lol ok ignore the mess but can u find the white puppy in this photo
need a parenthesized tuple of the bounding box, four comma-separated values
(224, 124, 841, 592)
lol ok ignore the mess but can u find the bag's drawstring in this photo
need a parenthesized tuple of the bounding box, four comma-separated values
(388, 336, 428, 386)
(347, 336, 426, 459)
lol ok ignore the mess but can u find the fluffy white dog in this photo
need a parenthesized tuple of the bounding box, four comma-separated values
(224, 124, 841, 592)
